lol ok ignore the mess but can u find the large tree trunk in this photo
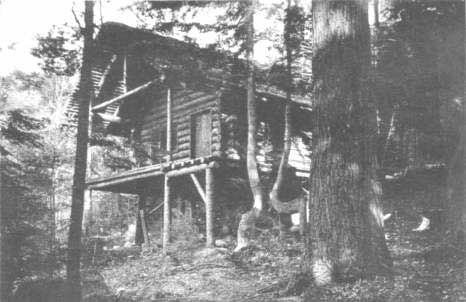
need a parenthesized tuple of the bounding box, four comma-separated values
(445, 96, 466, 246)
(308, 0, 392, 285)
(235, 0, 264, 252)
(66, 2, 94, 301)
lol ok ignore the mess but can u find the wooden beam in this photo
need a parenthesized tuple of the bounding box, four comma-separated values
(190, 173, 207, 204)
(140, 210, 150, 247)
(166, 88, 172, 161)
(96, 54, 117, 98)
(147, 202, 163, 216)
(205, 167, 214, 247)
(162, 175, 171, 254)
(166, 163, 210, 178)
(113, 54, 128, 117)
(135, 194, 145, 245)
(122, 55, 127, 93)
(96, 112, 122, 123)
(92, 78, 158, 111)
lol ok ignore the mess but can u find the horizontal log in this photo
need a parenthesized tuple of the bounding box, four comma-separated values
(95, 113, 122, 124)
(176, 128, 191, 138)
(211, 135, 221, 143)
(141, 101, 217, 127)
(92, 78, 158, 111)
(147, 202, 164, 216)
(211, 144, 221, 152)
(177, 136, 191, 145)
(211, 128, 220, 136)
(174, 101, 216, 116)
(174, 149, 191, 158)
(173, 91, 206, 106)
(167, 161, 217, 178)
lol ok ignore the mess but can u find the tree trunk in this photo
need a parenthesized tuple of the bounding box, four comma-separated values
(269, 0, 304, 216)
(66, 2, 94, 301)
(235, 0, 263, 251)
(308, 0, 392, 285)
(373, 0, 379, 28)
(445, 95, 466, 247)
(135, 193, 146, 245)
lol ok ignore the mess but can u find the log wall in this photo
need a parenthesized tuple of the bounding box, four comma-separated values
(139, 89, 221, 163)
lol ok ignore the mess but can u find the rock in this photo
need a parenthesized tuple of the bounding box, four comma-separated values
(123, 223, 136, 245)
(193, 247, 228, 262)
(215, 239, 229, 247)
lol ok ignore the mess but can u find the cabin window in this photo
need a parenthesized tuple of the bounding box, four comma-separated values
(191, 111, 212, 158)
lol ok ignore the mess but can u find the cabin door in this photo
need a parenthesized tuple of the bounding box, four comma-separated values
(191, 111, 212, 158)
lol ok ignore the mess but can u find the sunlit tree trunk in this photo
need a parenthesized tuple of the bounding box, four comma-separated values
(269, 0, 303, 215)
(66, 1, 94, 301)
(308, 0, 392, 285)
(235, 0, 264, 251)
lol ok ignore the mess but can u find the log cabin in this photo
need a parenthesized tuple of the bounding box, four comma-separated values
(67, 22, 312, 251)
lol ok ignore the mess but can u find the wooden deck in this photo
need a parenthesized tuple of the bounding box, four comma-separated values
(86, 156, 218, 193)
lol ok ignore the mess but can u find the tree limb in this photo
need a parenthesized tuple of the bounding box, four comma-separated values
(72, 2, 84, 31)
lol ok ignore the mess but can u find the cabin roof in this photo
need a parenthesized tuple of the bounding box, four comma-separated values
(66, 22, 312, 123)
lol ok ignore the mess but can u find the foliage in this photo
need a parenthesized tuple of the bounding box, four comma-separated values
(0, 71, 77, 299)
(373, 0, 464, 167)
(31, 25, 82, 76)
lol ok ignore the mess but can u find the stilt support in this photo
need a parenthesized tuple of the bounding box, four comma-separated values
(140, 210, 150, 247)
(162, 175, 171, 254)
(205, 167, 214, 247)
(190, 173, 206, 204)
(135, 193, 146, 245)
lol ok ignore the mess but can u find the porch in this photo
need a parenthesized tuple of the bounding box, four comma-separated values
(85, 156, 219, 252)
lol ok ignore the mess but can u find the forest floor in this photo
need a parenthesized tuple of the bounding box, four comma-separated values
(77, 167, 464, 302)
(12, 167, 465, 302)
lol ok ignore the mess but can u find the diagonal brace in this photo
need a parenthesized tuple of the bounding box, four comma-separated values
(190, 173, 206, 204)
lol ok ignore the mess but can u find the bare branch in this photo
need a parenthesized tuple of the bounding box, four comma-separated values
(71, 1, 84, 31)
(99, 0, 104, 25)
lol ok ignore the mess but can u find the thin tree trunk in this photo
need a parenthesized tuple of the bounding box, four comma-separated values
(269, 0, 304, 216)
(269, 0, 304, 214)
(66, 2, 94, 301)
(373, 0, 379, 28)
(308, 0, 391, 285)
(235, 0, 263, 251)
(380, 105, 398, 167)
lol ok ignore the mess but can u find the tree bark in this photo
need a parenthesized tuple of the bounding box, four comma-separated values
(269, 0, 304, 216)
(445, 92, 466, 246)
(235, 0, 263, 251)
(66, 2, 94, 301)
(308, 0, 392, 285)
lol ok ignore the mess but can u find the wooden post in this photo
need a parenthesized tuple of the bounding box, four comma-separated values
(163, 88, 172, 253)
(122, 55, 127, 93)
(140, 210, 150, 247)
(135, 194, 145, 245)
(114, 54, 127, 117)
(190, 173, 207, 204)
(185, 200, 193, 222)
(162, 175, 171, 253)
(205, 167, 214, 247)
(166, 87, 172, 161)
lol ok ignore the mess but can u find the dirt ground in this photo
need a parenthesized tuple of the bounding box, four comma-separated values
(92, 168, 464, 302)
(11, 168, 465, 302)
